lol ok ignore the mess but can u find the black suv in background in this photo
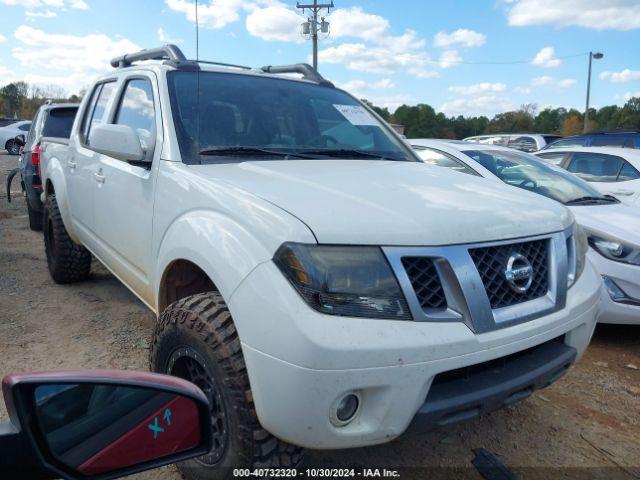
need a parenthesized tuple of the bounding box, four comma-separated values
(6, 102, 79, 230)
(543, 130, 640, 150)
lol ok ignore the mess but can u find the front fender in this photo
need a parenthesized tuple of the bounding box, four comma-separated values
(154, 209, 313, 314)
(42, 156, 81, 243)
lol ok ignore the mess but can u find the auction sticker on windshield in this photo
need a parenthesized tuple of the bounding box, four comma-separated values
(333, 104, 378, 126)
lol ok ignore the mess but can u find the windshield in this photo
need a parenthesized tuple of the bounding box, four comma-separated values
(167, 71, 414, 163)
(463, 149, 610, 204)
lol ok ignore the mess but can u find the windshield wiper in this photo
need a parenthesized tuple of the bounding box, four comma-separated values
(199, 147, 314, 159)
(296, 148, 404, 161)
(565, 195, 619, 205)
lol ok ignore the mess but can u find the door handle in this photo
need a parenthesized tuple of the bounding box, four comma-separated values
(94, 172, 105, 184)
(67, 160, 77, 169)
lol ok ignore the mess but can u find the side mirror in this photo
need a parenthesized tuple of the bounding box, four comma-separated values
(1, 370, 212, 480)
(88, 124, 146, 162)
(14, 134, 26, 147)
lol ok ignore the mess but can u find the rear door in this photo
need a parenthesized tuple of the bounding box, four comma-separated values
(92, 73, 160, 302)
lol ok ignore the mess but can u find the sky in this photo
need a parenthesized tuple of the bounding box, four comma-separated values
(0, 0, 639, 118)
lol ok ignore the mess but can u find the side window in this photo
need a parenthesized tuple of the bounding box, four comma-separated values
(82, 81, 117, 146)
(508, 136, 537, 152)
(27, 111, 42, 143)
(567, 152, 624, 182)
(416, 148, 479, 176)
(591, 136, 627, 147)
(536, 152, 568, 166)
(18, 123, 31, 132)
(618, 162, 640, 181)
(546, 137, 586, 148)
(114, 78, 156, 155)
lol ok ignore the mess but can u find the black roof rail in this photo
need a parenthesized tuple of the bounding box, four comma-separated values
(195, 60, 252, 70)
(110, 44, 197, 69)
(261, 63, 334, 87)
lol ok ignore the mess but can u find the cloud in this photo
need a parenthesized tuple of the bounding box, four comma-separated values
(531, 47, 561, 68)
(157, 27, 182, 44)
(0, 0, 87, 9)
(440, 95, 515, 117)
(504, 0, 640, 31)
(532, 75, 553, 86)
(246, 4, 304, 43)
(11, 25, 140, 92)
(514, 86, 531, 94)
(433, 29, 486, 48)
(318, 43, 437, 78)
(0, 34, 6, 43)
(532, 76, 576, 88)
(337, 78, 395, 93)
(448, 82, 507, 95)
(164, 0, 245, 29)
(623, 91, 640, 101)
(438, 50, 462, 68)
(600, 69, 640, 83)
(25, 9, 56, 17)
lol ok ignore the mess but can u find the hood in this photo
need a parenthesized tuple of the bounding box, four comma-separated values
(192, 160, 572, 246)
(570, 202, 640, 246)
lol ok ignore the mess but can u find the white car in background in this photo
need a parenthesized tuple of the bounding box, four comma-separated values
(534, 147, 640, 207)
(0, 120, 32, 155)
(411, 139, 640, 325)
(463, 133, 562, 152)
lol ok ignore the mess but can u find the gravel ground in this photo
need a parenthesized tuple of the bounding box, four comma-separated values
(1, 152, 639, 479)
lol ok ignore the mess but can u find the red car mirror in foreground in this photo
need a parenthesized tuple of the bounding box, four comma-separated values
(0, 370, 212, 480)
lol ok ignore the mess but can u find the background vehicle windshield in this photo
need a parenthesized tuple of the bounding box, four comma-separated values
(167, 71, 414, 163)
(463, 149, 605, 204)
(42, 107, 78, 139)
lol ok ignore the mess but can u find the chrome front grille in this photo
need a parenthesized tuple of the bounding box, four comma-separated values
(383, 229, 570, 334)
(469, 239, 549, 309)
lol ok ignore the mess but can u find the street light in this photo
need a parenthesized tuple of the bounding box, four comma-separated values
(584, 51, 604, 133)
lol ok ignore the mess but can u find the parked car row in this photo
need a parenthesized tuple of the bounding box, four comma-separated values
(411, 139, 640, 325)
(0, 120, 31, 155)
(1, 43, 638, 480)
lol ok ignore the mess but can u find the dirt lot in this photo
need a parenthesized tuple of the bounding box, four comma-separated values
(1, 152, 639, 479)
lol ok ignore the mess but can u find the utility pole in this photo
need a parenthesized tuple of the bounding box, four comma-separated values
(297, 0, 334, 71)
(584, 51, 604, 133)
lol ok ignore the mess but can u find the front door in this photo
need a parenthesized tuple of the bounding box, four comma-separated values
(92, 75, 159, 304)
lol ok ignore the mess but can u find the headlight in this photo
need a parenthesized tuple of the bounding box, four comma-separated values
(568, 223, 588, 288)
(273, 243, 411, 320)
(588, 234, 640, 266)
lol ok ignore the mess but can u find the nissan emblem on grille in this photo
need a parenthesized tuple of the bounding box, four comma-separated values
(504, 253, 534, 293)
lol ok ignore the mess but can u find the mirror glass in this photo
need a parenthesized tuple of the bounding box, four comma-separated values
(33, 383, 201, 476)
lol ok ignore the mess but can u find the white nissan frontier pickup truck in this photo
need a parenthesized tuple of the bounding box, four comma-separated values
(39, 45, 601, 479)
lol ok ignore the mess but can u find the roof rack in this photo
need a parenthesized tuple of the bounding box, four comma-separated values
(261, 63, 334, 87)
(110, 44, 197, 69)
(111, 45, 334, 87)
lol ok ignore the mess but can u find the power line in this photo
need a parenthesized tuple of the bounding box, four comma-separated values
(424, 52, 590, 66)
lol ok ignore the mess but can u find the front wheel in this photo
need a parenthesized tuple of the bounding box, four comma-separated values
(150, 292, 304, 480)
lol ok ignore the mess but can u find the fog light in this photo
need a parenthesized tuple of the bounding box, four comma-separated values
(336, 394, 359, 423)
(603, 276, 627, 302)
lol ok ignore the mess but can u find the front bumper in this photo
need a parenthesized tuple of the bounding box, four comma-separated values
(228, 259, 601, 449)
(588, 250, 640, 325)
